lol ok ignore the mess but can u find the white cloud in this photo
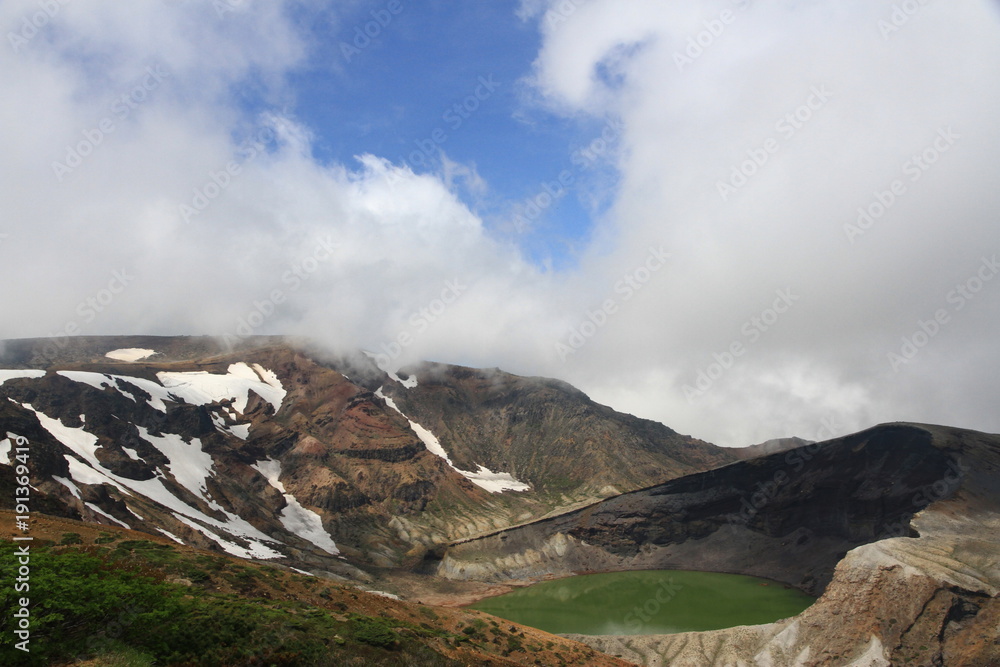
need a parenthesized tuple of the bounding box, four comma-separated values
(514, 0, 1000, 444)
(2, 0, 999, 447)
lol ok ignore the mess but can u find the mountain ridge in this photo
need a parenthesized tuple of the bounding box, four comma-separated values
(4, 335, 997, 665)
(0, 335, 737, 571)
(434, 422, 1000, 665)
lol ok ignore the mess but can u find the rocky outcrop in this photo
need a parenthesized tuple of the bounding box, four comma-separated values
(568, 508, 1000, 666)
(435, 425, 966, 591)
(436, 423, 1000, 665)
(379, 361, 737, 500)
(0, 335, 735, 571)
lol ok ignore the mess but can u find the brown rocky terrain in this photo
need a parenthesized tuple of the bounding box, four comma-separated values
(0, 335, 735, 571)
(1, 510, 634, 667)
(435, 423, 1000, 665)
(4, 336, 997, 665)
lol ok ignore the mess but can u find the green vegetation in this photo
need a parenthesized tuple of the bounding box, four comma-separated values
(0, 541, 475, 666)
(351, 616, 402, 648)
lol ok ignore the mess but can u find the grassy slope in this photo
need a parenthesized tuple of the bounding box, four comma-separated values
(0, 511, 633, 667)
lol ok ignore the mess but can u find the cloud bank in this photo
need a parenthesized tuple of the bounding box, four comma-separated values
(2, 0, 999, 446)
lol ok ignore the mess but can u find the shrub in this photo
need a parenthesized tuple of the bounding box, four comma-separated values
(351, 617, 400, 649)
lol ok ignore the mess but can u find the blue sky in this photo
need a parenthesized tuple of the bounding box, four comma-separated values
(284, 0, 605, 271)
(4, 0, 1000, 446)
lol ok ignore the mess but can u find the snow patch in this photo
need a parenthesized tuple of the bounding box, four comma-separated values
(157, 363, 285, 414)
(58, 371, 173, 412)
(111, 376, 175, 411)
(24, 403, 283, 559)
(174, 514, 282, 560)
(461, 466, 532, 494)
(394, 371, 418, 389)
(20, 403, 131, 494)
(57, 371, 115, 392)
(0, 370, 45, 385)
(252, 458, 340, 555)
(122, 447, 142, 461)
(365, 590, 402, 601)
(53, 475, 82, 499)
(0, 437, 10, 465)
(362, 352, 418, 388)
(375, 387, 530, 493)
(86, 502, 130, 529)
(105, 348, 156, 362)
(157, 528, 185, 545)
(30, 404, 102, 467)
(66, 456, 126, 491)
(136, 427, 215, 503)
(290, 567, 315, 577)
(209, 412, 250, 440)
(252, 364, 285, 394)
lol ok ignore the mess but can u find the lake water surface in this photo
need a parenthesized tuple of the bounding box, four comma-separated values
(470, 570, 815, 635)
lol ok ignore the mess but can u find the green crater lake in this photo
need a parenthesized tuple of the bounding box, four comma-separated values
(470, 570, 815, 636)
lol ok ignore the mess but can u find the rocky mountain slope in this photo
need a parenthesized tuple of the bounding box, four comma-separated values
(435, 423, 1000, 665)
(0, 510, 633, 667)
(6, 335, 996, 665)
(0, 335, 735, 573)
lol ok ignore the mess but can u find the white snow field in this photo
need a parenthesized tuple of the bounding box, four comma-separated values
(105, 348, 157, 362)
(252, 458, 340, 555)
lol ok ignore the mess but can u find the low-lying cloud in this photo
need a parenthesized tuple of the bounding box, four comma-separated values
(2, 0, 998, 447)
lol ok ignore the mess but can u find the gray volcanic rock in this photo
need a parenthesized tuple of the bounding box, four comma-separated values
(435, 423, 1000, 665)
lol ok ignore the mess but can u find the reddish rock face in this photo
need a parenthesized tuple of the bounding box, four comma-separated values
(0, 335, 736, 570)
